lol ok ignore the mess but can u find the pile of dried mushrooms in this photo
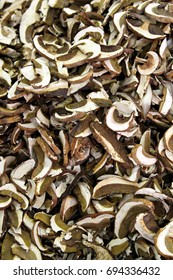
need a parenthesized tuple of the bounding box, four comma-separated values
(0, 0, 173, 260)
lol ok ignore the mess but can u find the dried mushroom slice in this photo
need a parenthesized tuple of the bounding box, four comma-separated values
(93, 175, 139, 199)
(60, 195, 78, 222)
(105, 106, 134, 132)
(164, 126, 173, 152)
(34, 212, 51, 226)
(82, 240, 113, 260)
(74, 182, 91, 213)
(31, 221, 48, 251)
(11, 243, 42, 260)
(31, 144, 52, 180)
(50, 213, 70, 233)
(135, 237, 152, 259)
(11, 159, 35, 191)
(99, 45, 123, 61)
(126, 19, 165, 40)
(76, 212, 115, 230)
(137, 51, 160, 75)
(154, 220, 173, 258)
(107, 238, 129, 256)
(9, 228, 31, 251)
(114, 199, 154, 238)
(134, 212, 158, 243)
(54, 111, 86, 123)
(130, 144, 157, 167)
(90, 122, 132, 166)
(19, 0, 41, 44)
(1, 232, 15, 260)
(0, 184, 28, 210)
(65, 99, 99, 113)
(7, 209, 23, 228)
(145, 3, 173, 24)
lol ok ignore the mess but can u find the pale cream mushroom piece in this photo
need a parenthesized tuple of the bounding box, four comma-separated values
(76, 212, 115, 229)
(72, 39, 101, 61)
(126, 19, 165, 40)
(134, 212, 159, 243)
(137, 51, 160, 75)
(130, 144, 157, 167)
(73, 26, 104, 42)
(105, 106, 134, 132)
(154, 220, 173, 258)
(19, 0, 41, 44)
(145, 3, 173, 24)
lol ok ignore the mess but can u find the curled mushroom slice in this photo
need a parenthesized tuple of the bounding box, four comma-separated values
(154, 220, 173, 258)
(18, 79, 68, 95)
(137, 51, 159, 75)
(73, 26, 104, 42)
(58, 50, 88, 68)
(68, 66, 93, 84)
(134, 212, 159, 243)
(114, 199, 154, 238)
(72, 39, 101, 61)
(164, 126, 173, 152)
(38, 127, 61, 155)
(126, 19, 165, 40)
(11, 159, 35, 191)
(66, 99, 99, 113)
(11, 243, 42, 260)
(145, 3, 173, 24)
(54, 111, 86, 123)
(53, 235, 78, 253)
(135, 237, 152, 259)
(50, 213, 70, 233)
(36, 109, 50, 127)
(74, 182, 91, 212)
(0, 25, 16, 45)
(92, 199, 115, 212)
(35, 176, 54, 196)
(76, 212, 115, 230)
(90, 122, 132, 166)
(33, 35, 70, 60)
(99, 45, 123, 61)
(93, 175, 139, 199)
(60, 195, 78, 222)
(130, 144, 157, 167)
(105, 106, 134, 132)
(34, 212, 51, 226)
(107, 238, 129, 256)
(159, 86, 172, 116)
(31, 144, 52, 180)
(31, 221, 48, 251)
(0, 59, 11, 86)
(31, 58, 51, 88)
(19, 0, 40, 44)
(0, 183, 28, 210)
(72, 113, 95, 138)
